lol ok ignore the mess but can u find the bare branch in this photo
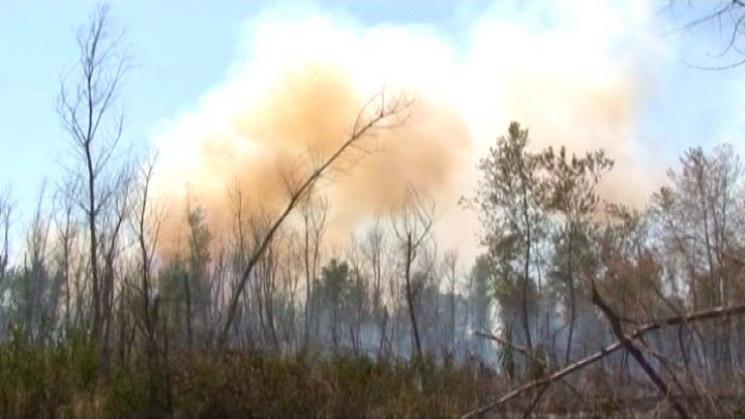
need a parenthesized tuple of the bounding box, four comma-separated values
(217, 91, 412, 347)
(462, 302, 745, 418)
(590, 282, 690, 418)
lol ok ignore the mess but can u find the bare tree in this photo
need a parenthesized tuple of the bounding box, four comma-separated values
(300, 193, 327, 347)
(226, 181, 252, 344)
(89, 165, 132, 376)
(392, 186, 435, 359)
(0, 188, 13, 285)
(443, 250, 459, 354)
(363, 217, 391, 356)
(57, 3, 129, 343)
(22, 184, 51, 343)
(53, 179, 81, 334)
(669, 0, 745, 69)
(183, 199, 211, 349)
(131, 153, 166, 410)
(218, 91, 411, 347)
(651, 145, 744, 380)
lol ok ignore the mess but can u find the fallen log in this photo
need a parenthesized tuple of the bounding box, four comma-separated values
(462, 302, 745, 418)
(591, 284, 689, 418)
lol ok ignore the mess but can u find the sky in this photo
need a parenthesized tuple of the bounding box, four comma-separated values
(1, 0, 745, 261)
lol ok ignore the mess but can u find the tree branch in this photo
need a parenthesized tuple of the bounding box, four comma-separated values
(590, 283, 690, 419)
(462, 302, 745, 418)
(217, 91, 411, 348)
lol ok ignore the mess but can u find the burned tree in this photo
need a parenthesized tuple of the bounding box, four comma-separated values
(57, 4, 129, 345)
(218, 91, 411, 347)
(392, 187, 435, 359)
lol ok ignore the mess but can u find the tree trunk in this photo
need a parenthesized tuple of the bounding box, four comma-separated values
(405, 233, 423, 359)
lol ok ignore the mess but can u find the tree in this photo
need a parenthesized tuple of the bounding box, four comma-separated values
(299, 193, 327, 347)
(317, 258, 350, 349)
(218, 91, 411, 347)
(541, 144, 613, 365)
(472, 122, 548, 352)
(392, 187, 435, 359)
(131, 153, 166, 409)
(671, 0, 745, 68)
(443, 250, 459, 354)
(185, 202, 212, 348)
(52, 179, 81, 334)
(651, 145, 744, 377)
(57, 4, 129, 345)
(18, 186, 51, 343)
(0, 189, 13, 288)
(468, 254, 494, 356)
(362, 218, 391, 356)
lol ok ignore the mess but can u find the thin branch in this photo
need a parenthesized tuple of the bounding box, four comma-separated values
(591, 283, 690, 419)
(217, 91, 411, 347)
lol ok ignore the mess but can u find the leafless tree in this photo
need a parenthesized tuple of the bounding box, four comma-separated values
(464, 302, 745, 418)
(669, 1, 745, 68)
(0, 188, 13, 285)
(392, 186, 435, 359)
(443, 250, 459, 354)
(53, 179, 81, 334)
(218, 91, 411, 347)
(57, 3, 129, 344)
(23, 184, 51, 343)
(363, 217, 391, 356)
(131, 152, 167, 409)
(299, 193, 327, 347)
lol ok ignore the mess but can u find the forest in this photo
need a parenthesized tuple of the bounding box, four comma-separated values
(2, 2, 745, 418)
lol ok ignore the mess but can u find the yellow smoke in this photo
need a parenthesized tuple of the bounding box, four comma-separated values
(151, 0, 666, 260)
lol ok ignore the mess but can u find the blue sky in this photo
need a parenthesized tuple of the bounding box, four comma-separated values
(1, 0, 745, 243)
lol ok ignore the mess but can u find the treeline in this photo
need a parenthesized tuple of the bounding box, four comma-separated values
(1, 5, 745, 417)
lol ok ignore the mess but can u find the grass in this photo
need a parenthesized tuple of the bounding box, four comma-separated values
(0, 333, 490, 416)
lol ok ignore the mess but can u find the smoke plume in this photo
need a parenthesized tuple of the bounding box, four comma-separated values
(151, 0, 667, 260)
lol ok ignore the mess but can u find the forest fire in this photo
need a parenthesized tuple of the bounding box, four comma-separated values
(2, 1, 745, 417)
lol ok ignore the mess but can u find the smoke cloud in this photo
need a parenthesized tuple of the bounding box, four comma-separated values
(151, 0, 668, 260)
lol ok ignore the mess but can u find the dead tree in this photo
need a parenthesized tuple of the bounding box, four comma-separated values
(0, 189, 13, 287)
(300, 193, 327, 348)
(218, 91, 411, 347)
(23, 185, 51, 343)
(132, 153, 166, 410)
(100, 168, 132, 372)
(54, 179, 81, 334)
(670, 0, 745, 69)
(392, 186, 435, 359)
(57, 4, 129, 344)
(363, 218, 390, 357)
(463, 302, 745, 418)
(590, 281, 690, 418)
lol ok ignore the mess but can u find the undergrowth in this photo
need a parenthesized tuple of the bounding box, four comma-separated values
(0, 333, 491, 416)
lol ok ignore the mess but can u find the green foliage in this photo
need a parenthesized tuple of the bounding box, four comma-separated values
(474, 122, 548, 309)
(318, 258, 350, 308)
(0, 326, 100, 416)
(104, 366, 149, 415)
(498, 338, 516, 381)
(169, 349, 484, 417)
(526, 344, 548, 381)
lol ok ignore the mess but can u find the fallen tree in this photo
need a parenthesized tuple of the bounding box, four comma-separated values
(462, 302, 745, 418)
